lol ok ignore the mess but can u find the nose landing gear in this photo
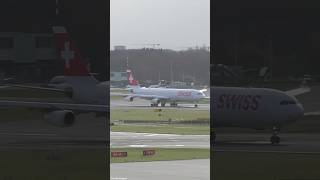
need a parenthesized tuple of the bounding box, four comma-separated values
(270, 126, 280, 145)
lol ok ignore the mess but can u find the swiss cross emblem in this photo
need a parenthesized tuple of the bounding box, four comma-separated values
(61, 41, 74, 69)
(128, 74, 134, 83)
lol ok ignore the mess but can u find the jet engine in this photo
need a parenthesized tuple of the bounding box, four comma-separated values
(44, 110, 75, 127)
(125, 96, 134, 102)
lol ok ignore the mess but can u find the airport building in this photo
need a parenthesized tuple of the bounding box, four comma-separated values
(110, 71, 128, 87)
(0, 32, 60, 82)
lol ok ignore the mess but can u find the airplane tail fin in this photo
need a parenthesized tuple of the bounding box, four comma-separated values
(52, 26, 90, 76)
(126, 69, 139, 86)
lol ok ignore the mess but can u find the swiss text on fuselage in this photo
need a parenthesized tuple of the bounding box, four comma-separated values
(217, 94, 261, 111)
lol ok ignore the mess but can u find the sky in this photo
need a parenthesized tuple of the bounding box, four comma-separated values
(111, 0, 210, 50)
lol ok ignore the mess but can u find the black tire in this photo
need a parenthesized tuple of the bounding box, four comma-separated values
(270, 135, 280, 145)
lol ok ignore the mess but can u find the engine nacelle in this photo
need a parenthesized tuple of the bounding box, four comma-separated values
(151, 98, 160, 104)
(125, 96, 134, 102)
(44, 110, 75, 127)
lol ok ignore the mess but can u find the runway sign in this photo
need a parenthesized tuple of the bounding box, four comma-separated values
(143, 149, 156, 156)
(111, 151, 127, 157)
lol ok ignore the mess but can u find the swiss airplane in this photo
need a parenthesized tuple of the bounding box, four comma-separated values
(11, 26, 109, 105)
(0, 26, 109, 127)
(122, 69, 208, 107)
(211, 86, 309, 144)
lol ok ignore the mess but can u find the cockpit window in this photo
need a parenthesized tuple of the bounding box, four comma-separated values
(280, 100, 296, 105)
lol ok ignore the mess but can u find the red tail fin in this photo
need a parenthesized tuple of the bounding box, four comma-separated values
(126, 69, 139, 86)
(53, 26, 90, 76)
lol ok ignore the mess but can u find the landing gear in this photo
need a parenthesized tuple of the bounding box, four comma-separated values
(270, 126, 280, 145)
(151, 103, 159, 107)
(170, 102, 178, 107)
(194, 104, 198, 108)
(161, 102, 166, 107)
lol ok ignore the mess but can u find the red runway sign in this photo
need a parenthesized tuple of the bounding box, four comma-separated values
(111, 151, 127, 157)
(143, 149, 156, 156)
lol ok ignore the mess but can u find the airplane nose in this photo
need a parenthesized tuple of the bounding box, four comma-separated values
(290, 103, 304, 122)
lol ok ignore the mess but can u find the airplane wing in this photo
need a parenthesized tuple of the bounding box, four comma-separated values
(0, 100, 107, 113)
(285, 87, 311, 96)
(9, 84, 66, 93)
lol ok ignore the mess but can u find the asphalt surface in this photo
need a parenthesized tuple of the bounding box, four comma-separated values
(111, 131, 209, 148)
(214, 133, 320, 154)
(111, 99, 210, 110)
(110, 159, 210, 180)
(0, 114, 107, 150)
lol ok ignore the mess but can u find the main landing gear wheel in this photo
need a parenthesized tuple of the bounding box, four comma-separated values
(151, 103, 159, 107)
(170, 102, 178, 107)
(270, 126, 280, 145)
(194, 104, 198, 108)
(161, 102, 166, 107)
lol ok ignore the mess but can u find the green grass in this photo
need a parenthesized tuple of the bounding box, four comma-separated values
(212, 151, 320, 180)
(0, 149, 107, 179)
(110, 95, 124, 101)
(111, 148, 209, 163)
(111, 108, 209, 121)
(111, 124, 210, 135)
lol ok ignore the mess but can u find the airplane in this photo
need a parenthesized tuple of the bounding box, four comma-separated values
(122, 69, 208, 107)
(10, 26, 109, 105)
(211, 86, 310, 145)
(0, 26, 109, 127)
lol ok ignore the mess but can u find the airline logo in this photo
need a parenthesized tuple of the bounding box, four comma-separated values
(217, 94, 261, 111)
(126, 69, 138, 85)
(61, 41, 74, 69)
(53, 26, 90, 76)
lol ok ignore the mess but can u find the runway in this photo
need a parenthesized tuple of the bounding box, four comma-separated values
(111, 159, 210, 180)
(214, 133, 320, 154)
(0, 114, 107, 150)
(111, 99, 209, 110)
(111, 131, 209, 148)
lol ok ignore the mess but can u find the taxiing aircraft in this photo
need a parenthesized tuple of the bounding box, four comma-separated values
(123, 69, 208, 107)
(211, 86, 309, 144)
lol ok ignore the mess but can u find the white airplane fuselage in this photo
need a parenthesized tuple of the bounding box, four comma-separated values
(49, 75, 108, 105)
(131, 87, 207, 102)
(211, 87, 304, 129)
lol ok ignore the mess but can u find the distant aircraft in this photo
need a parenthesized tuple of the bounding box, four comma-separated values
(122, 69, 208, 107)
(0, 26, 109, 127)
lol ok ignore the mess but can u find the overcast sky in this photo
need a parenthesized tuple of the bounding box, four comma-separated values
(111, 0, 210, 50)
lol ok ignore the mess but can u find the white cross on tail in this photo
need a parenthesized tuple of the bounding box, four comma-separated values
(60, 41, 74, 68)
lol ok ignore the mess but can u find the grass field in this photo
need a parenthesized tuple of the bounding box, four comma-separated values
(111, 124, 209, 135)
(111, 148, 209, 163)
(212, 151, 320, 180)
(0, 149, 107, 179)
(111, 108, 209, 121)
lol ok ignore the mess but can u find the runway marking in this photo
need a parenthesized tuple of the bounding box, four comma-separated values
(129, 145, 148, 147)
(110, 178, 128, 180)
(214, 149, 320, 154)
